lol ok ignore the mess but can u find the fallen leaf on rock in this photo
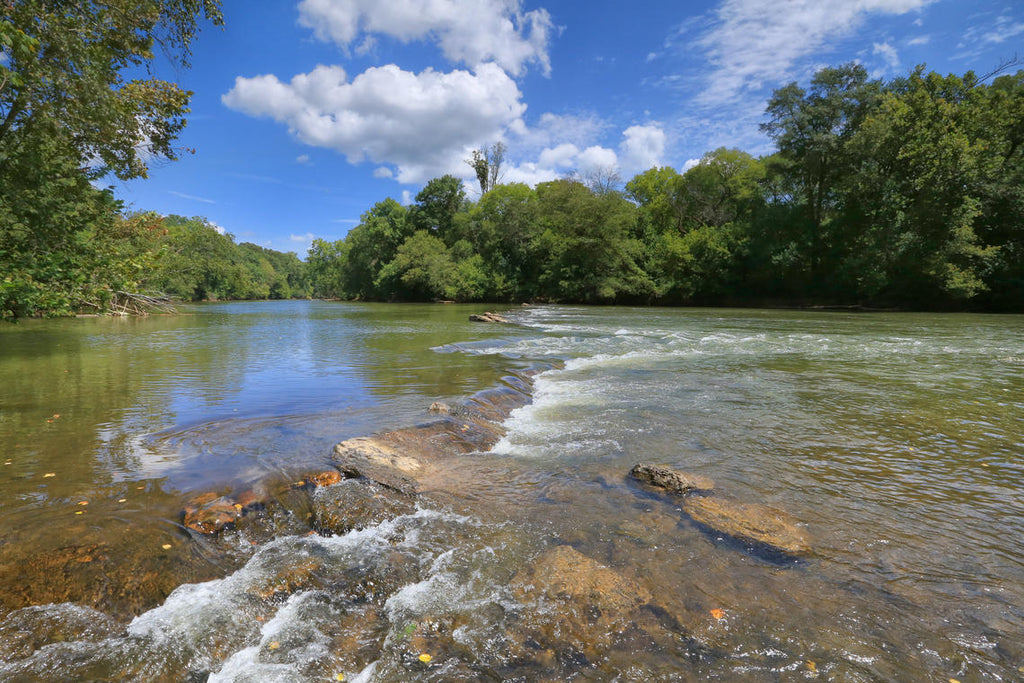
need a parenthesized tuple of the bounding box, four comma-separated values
(418, 653, 433, 663)
(806, 660, 816, 672)
(268, 641, 280, 650)
(161, 544, 172, 550)
(75, 511, 84, 515)
(709, 608, 725, 620)
(43, 472, 56, 478)
(78, 501, 88, 506)
(118, 498, 126, 503)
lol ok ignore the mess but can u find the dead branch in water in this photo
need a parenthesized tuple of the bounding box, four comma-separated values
(79, 291, 177, 316)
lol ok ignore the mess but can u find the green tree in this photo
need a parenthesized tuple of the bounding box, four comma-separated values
(841, 68, 1002, 303)
(0, 0, 222, 318)
(375, 230, 455, 300)
(1, 0, 223, 179)
(761, 63, 882, 289)
(307, 238, 349, 298)
(342, 198, 413, 299)
(532, 179, 652, 302)
(410, 175, 466, 244)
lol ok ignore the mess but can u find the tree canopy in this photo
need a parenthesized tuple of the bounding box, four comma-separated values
(308, 63, 1023, 311)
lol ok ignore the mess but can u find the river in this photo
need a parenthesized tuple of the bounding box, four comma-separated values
(0, 301, 1022, 681)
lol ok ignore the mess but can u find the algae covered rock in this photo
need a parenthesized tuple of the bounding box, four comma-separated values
(630, 463, 714, 494)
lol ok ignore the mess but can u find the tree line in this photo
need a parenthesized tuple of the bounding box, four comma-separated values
(2, 0, 1021, 320)
(308, 63, 1023, 310)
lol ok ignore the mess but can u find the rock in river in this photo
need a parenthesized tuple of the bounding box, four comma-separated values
(469, 311, 511, 323)
(511, 545, 654, 656)
(332, 417, 506, 495)
(630, 463, 714, 494)
(682, 496, 811, 556)
(312, 478, 416, 536)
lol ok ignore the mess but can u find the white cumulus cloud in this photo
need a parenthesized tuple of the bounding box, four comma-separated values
(537, 142, 580, 168)
(222, 62, 526, 184)
(619, 124, 665, 172)
(297, 0, 554, 76)
(577, 145, 618, 172)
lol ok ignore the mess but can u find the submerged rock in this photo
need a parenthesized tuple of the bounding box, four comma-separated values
(312, 479, 416, 536)
(511, 545, 655, 658)
(248, 557, 324, 601)
(0, 603, 124, 662)
(682, 496, 811, 556)
(630, 463, 714, 494)
(469, 311, 512, 324)
(182, 494, 240, 534)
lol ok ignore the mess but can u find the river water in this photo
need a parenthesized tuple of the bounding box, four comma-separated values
(1, 301, 1022, 681)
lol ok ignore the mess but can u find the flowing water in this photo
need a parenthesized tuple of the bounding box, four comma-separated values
(1, 301, 1022, 681)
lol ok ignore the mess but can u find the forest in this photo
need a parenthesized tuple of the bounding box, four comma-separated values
(309, 64, 1024, 311)
(1, 0, 1021, 318)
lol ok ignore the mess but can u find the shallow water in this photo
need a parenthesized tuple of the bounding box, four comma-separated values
(1, 301, 1022, 680)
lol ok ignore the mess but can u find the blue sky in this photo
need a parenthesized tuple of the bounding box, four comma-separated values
(111, 0, 1024, 256)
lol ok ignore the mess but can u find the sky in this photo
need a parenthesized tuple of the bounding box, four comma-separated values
(111, 0, 1024, 256)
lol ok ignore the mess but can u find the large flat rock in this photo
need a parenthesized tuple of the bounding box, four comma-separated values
(682, 496, 811, 556)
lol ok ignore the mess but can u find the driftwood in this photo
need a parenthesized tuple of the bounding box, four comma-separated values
(79, 291, 176, 317)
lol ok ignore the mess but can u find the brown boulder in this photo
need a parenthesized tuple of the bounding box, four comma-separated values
(630, 463, 714, 494)
(682, 496, 811, 556)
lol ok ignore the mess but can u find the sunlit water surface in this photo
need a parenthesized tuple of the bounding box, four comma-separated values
(1, 301, 1022, 681)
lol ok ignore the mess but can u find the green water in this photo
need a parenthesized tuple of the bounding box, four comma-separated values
(1, 301, 1022, 681)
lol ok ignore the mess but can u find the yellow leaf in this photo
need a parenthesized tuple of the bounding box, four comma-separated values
(43, 472, 56, 478)
(336, 675, 345, 682)
(162, 544, 172, 550)
(806, 660, 816, 672)
(118, 498, 127, 503)
(233, 503, 243, 510)
(709, 608, 725, 620)
(78, 501, 88, 506)
(268, 641, 280, 650)
(75, 511, 84, 515)
(418, 653, 433, 663)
